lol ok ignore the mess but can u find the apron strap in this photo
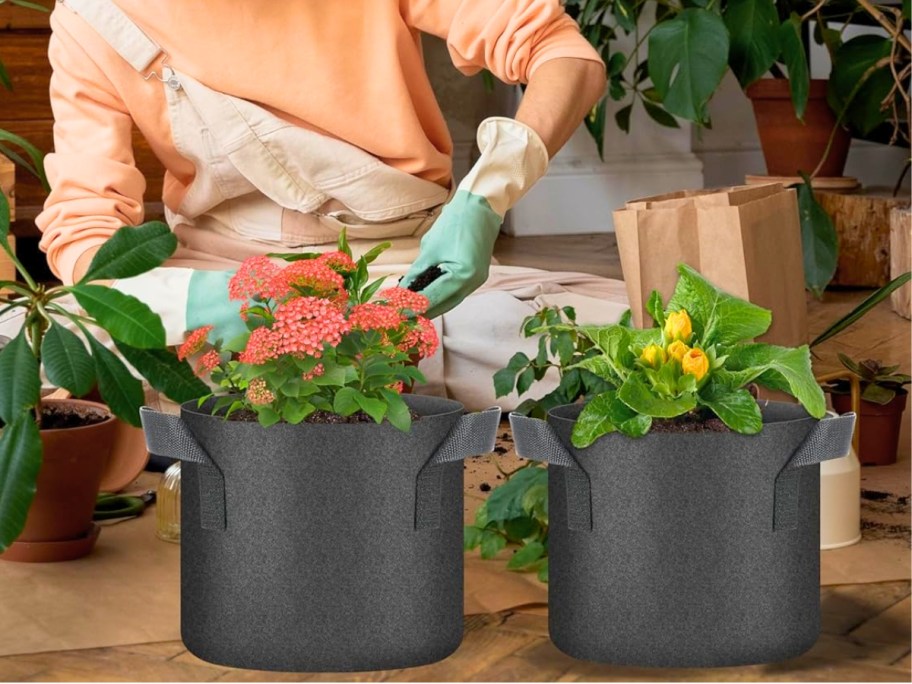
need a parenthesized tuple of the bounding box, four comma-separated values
(59, 0, 163, 74)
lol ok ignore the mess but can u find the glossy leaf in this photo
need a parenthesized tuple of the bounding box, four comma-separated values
(795, 175, 838, 298)
(41, 323, 95, 398)
(0, 414, 42, 551)
(642, 100, 680, 129)
(79, 222, 177, 283)
(71, 284, 166, 349)
(780, 15, 810, 120)
(810, 273, 911, 347)
(0, 328, 40, 424)
(828, 35, 893, 136)
(724, 0, 781, 87)
(88, 336, 145, 427)
(114, 342, 209, 404)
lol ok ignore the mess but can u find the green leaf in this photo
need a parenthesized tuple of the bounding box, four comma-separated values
(516, 367, 535, 396)
(618, 372, 697, 418)
(615, 103, 633, 134)
(811, 273, 911, 347)
(668, 264, 772, 344)
(646, 290, 666, 328)
(507, 541, 546, 570)
(725, 343, 826, 417)
(464, 525, 484, 550)
(114, 343, 209, 403)
(606, 52, 627, 77)
(642, 100, 681, 129)
(480, 531, 507, 559)
(281, 401, 315, 425)
(648, 9, 730, 124)
(0, 59, 11, 91)
(0, 129, 48, 192)
(256, 407, 282, 428)
(87, 336, 145, 427)
(723, 0, 781, 88)
(0, 328, 40, 423)
(71, 285, 166, 349)
(41, 323, 95, 398)
(0, 414, 42, 552)
(780, 15, 810, 120)
(861, 383, 896, 405)
(586, 97, 608, 159)
(571, 392, 620, 448)
(333, 387, 360, 416)
(353, 391, 387, 424)
(360, 241, 392, 265)
(484, 466, 548, 523)
(79, 222, 177, 283)
(795, 175, 838, 298)
(699, 385, 763, 433)
(617, 413, 652, 438)
(828, 35, 893, 137)
(494, 352, 529, 397)
(537, 558, 549, 583)
(504, 516, 538, 542)
(0, 191, 9, 244)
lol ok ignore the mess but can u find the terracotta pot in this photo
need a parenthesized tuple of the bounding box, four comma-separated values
(832, 391, 907, 466)
(746, 79, 851, 177)
(1, 399, 118, 562)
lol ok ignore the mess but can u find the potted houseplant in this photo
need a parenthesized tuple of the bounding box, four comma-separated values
(139, 236, 501, 673)
(0, 193, 207, 562)
(506, 264, 854, 667)
(824, 354, 909, 465)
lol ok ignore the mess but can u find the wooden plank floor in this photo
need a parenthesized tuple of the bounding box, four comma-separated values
(1, 234, 908, 682)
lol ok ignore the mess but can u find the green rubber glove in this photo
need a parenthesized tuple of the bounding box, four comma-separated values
(401, 117, 549, 318)
(187, 270, 248, 343)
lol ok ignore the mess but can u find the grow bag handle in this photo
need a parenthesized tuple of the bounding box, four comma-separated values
(415, 407, 502, 530)
(139, 407, 227, 531)
(507, 413, 592, 532)
(774, 411, 856, 531)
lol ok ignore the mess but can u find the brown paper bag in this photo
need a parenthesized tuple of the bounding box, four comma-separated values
(613, 183, 808, 347)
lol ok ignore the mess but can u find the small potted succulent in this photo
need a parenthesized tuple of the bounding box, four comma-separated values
(824, 354, 909, 466)
(506, 264, 855, 667)
(140, 235, 500, 673)
(0, 193, 206, 562)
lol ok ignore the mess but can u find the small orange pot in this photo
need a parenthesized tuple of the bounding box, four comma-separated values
(1, 399, 117, 562)
(746, 78, 851, 177)
(832, 391, 907, 466)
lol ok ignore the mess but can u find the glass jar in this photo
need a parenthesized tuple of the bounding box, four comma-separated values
(156, 461, 181, 543)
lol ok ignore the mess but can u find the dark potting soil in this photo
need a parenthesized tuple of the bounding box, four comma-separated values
(406, 265, 444, 292)
(40, 404, 110, 430)
(649, 412, 733, 434)
(227, 408, 422, 425)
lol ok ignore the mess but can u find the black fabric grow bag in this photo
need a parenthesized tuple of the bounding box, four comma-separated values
(141, 395, 500, 672)
(511, 402, 855, 668)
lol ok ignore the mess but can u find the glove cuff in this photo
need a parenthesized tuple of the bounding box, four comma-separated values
(456, 117, 550, 218)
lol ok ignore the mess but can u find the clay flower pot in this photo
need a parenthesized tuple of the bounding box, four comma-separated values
(832, 391, 907, 466)
(511, 402, 855, 667)
(1, 399, 118, 563)
(141, 394, 500, 672)
(746, 79, 851, 178)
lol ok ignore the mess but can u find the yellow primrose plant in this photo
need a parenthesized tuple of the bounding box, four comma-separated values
(496, 264, 826, 448)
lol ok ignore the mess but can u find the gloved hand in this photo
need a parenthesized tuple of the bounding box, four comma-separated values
(400, 117, 549, 318)
(115, 268, 246, 347)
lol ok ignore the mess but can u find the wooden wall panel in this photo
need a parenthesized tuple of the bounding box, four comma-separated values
(0, 34, 53, 121)
(0, 0, 52, 30)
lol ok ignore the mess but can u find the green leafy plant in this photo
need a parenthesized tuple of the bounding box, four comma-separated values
(187, 234, 439, 431)
(0, 193, 208, 551)
(463, 461, 550, 582)
(824, 355, 910, 404)
(500, 263, 826, 448)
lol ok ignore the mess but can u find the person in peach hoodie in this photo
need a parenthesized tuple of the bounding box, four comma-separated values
(27, 0, 629, 409)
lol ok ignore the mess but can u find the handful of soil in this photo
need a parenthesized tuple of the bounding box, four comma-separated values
(406, 265, 444, 292)
(650, 411, 732, 434)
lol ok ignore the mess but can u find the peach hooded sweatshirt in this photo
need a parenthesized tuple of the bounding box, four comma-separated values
(36, 0, 602, 284)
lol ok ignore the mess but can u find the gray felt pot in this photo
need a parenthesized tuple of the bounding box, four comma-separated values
(141, 395, 500, 672)
(510, 402, 855, 668)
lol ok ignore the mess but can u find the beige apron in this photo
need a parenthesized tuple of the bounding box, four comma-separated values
(54, 0, 630, 411)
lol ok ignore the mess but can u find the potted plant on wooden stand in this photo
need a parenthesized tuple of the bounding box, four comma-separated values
(139, 236, 501, 672)
(507, 264, 854, 666)
(0, 194, 207, 562)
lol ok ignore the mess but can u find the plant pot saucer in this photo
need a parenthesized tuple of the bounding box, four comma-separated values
(746, 174, 860, 193)
(0, 524, 100, 563)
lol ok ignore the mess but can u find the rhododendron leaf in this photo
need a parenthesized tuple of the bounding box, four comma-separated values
(114, 342, 208, 404)
(256, 407, 281, 428)
(282, 401, 315, 425)
(618, 373, 697, 418)
(79, 222, 177, 283)
(571, 392, 620, 448)
(380, 389, 411, 432)
(668, 264, 771, 345)
(698, 385, 763, 434)
(71, 285, 166, 349)
(88, 335, 144, 427)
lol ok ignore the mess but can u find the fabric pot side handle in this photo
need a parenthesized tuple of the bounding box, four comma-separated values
(139, 405, 502, 532)
(509, 410, 857, 533)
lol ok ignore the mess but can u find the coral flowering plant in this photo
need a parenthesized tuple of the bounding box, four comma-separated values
(496, 264, 827, 448)
(185, 235, 439, 431)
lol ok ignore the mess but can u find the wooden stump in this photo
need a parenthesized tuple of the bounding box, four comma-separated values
(891, 207, 912, 319)
(817, 189, 910, 288)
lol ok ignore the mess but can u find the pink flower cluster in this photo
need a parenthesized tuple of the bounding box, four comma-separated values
(239, 297, 351, 365)
(400, 316, 439, 359)
(178, 325, 213, 361)
(246, 378, 275, 406)
(377, 287, 429, 314)
(228, 252, 353, 303)
(349, 303, 405, 332)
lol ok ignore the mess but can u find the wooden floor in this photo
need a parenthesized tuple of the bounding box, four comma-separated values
(1, 234, 909, 682)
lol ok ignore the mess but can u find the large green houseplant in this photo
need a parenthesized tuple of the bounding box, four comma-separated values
(0, 192, 207, 556)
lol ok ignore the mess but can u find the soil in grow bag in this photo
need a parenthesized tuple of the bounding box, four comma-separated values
(143, 394, 500, 672)
(513, 401, 855, 668)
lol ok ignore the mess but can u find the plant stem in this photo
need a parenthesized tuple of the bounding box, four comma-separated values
(855, 0, 911, 53)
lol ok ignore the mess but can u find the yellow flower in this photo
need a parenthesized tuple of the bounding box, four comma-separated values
(664, 309, 693, 342)
(667, 340, 690, 363)
(681, 348, 710, 381)
(640, 344, 667, 368)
